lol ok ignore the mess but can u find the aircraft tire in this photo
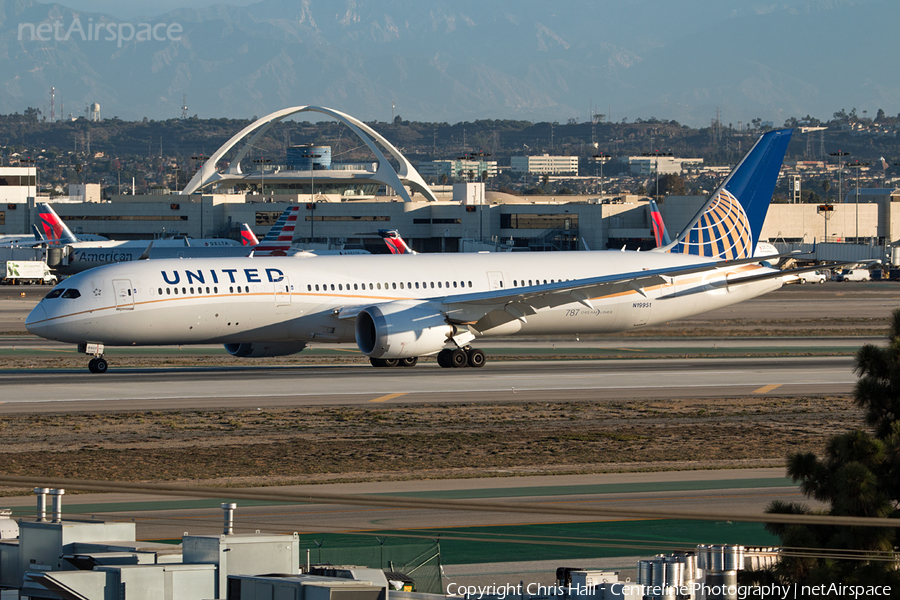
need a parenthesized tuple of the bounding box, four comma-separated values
(383, 359, 399, 367)
(89, 357, 108, 374)
(399, 357, 418, 367)
(449, 348, 468, 368)
(466, 349, 486, 368)
(437, 349, 453, 368)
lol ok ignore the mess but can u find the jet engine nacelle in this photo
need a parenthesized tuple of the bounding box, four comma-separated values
(224, 341, 308, 358)
(355, 302, 453, 359)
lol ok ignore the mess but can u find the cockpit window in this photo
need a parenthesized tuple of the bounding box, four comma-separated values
(44, 289, 65, 299)
(61, 289, 81, 299)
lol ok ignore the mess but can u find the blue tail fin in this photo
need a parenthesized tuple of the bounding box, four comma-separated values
(667, 129, 792, 260)
(647, 198, 671, 247)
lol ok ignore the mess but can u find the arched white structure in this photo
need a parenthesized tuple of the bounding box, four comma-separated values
(181, 106, 437, 202)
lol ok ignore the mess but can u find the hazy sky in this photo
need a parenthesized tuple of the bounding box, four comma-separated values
(55, 0, 259, 19)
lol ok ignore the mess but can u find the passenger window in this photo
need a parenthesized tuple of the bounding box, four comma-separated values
(453, 281, 457, 288)
(354, 283, 358, 290)
(228, 287, 232, 293)
(377, 283, 382, 290)
(127, 289, 132, 296)
(415, 282, 419, 289)
(166, 288, 171, 295)
(61, 289, 81, 299)
(330, 284, 335, 291)
(468, 281, 472, 287)
(214, 287, 218, 293)
(190, 287, 195, 294)
(400, 282, 404, 289)
(245, 286, 249, 293)
(445, 281, 449, 288)
(182, 287, 187, 294)
(430, 282, 435, 288)
(338, 284, 343, 291)
(315, 284, 319, 291)
(392, 283, 397, 289)
(157, 287, 162, 295)
(437, 282, 442, 288)
(308, 285, 312, 291)
(206, 287, 210, 293)
(45, 289, 65, 299)
(174, 288, 179, 295)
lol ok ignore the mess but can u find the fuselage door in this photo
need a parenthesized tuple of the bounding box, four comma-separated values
(487, 271, 504, 290)
(112, 279, 135, 310)
(275, 275, 292, 306)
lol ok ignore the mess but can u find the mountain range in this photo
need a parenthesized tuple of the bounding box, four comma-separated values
(0, 0, 897, 127)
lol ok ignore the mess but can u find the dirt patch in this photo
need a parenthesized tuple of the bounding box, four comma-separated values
(0, 396, 859, 494)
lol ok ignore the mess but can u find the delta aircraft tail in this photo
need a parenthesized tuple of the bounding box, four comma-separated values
(240, 223, 260, 247)
(647, 198, 671, 247)
(36, 203, 80, 245)
(663, 129, 792, 260)
(378, 229, 416, 254)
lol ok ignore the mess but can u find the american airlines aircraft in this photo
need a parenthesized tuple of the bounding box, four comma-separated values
(28, 130, 802, 373)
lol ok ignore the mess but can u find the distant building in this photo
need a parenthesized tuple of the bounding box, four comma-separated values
(418, 159, 498, 181)
(68, 184, 102, 203)
(622, 156, 704, 175)
(510, 155, 578, 176)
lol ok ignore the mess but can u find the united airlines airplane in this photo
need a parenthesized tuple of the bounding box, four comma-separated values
(28, 130, 800, 373)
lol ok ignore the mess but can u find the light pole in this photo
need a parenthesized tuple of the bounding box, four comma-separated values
(847, 161, 869, 242)
(253, 156, 271, 196)
(19, 157, 35, 199)
(460, 151, 492, 243)
(829, 151, 850, 205)
(592, 152, 608, 197)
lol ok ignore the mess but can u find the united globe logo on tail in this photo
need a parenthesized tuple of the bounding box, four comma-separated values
(672, 189, 753, 260)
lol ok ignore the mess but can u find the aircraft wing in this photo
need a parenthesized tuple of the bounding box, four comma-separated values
(441, 253, 777, 310)
(337, 254, 779, 322)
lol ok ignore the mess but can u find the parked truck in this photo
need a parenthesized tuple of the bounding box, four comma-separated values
(2, 261, 58, 285)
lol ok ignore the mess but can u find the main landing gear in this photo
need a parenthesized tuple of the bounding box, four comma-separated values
(368, 347, 487, 369)
(437, 346, 486, 369)
(370, 357, 419, 368)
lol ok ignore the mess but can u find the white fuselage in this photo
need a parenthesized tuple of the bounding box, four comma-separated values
(26, 251, 782, 350)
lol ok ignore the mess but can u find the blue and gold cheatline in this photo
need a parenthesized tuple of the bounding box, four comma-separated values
(672, 189, 753, 260)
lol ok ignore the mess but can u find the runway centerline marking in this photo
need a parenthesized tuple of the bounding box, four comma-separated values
(753, 384, 783, 394)
(370, 393, 408, 403)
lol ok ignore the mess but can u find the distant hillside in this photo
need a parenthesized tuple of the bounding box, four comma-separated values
(1, 0, 897, 126)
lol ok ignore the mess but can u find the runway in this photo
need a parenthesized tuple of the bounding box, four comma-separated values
(0, 355, 855, 414)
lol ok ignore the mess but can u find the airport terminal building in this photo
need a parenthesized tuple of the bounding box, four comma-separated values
(1, 104, 899, 258)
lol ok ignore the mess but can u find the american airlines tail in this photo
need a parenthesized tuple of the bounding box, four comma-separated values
(663, 129, 792, 260)
(240, 224, 260, 247)
(647, 198, 671, 247)
(252, 206, 299, 256)
(36, 203, 80, 245)
(379, 229, 416, 254)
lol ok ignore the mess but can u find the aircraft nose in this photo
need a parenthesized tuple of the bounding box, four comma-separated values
(25, 303, 48, 335)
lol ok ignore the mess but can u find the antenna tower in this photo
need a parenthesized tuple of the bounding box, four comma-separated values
(49, 87, 56, 122)
(181, 94, 188, 120)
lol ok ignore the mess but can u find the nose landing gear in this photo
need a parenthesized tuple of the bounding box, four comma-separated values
(79, 342, 109, 374)
(88, 357, 108, 373)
